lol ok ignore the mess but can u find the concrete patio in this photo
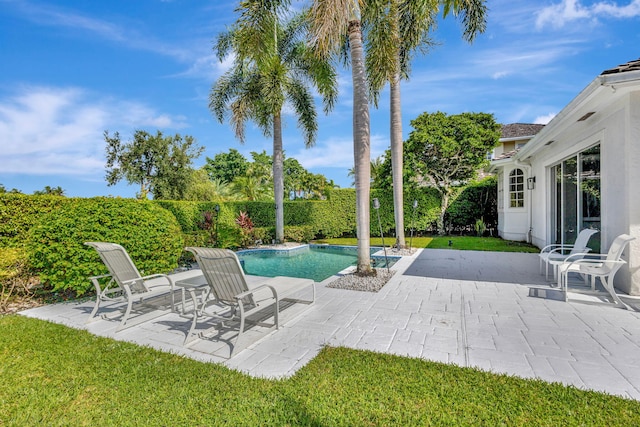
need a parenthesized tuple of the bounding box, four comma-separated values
(19, 248, 640, 401)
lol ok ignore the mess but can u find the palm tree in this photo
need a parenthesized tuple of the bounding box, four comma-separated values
(363, 0, 487, 248)
(210, 0, 337, 243)
(309, 0, 374, 275)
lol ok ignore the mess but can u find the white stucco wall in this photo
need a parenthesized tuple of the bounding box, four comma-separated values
(496, 166, 531, 242)
(626, 92, 640, 294)
(524, 90, 640, 294)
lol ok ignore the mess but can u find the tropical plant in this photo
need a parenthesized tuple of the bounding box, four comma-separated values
(230, 175, 272, 201)
(474, 218, 487, 236)
(104, 130, 204, 200)
(210, 0, 337, 244)
(235, 211, 256, 247)
(362, 0, 487, 248)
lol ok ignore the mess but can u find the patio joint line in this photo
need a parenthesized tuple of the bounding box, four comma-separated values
(460, 291, 469, 367)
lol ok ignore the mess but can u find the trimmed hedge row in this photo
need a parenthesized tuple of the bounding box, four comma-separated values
(0, 181, 497, 293)
(26, 198, 183, 294)
(0, 194, 69, 248)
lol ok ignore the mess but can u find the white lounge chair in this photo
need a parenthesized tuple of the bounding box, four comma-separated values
(557, 234, 635, 308)
(539, 229, 599, 280)
(85, 242, 176, 331)
(183, 247, 315, 355)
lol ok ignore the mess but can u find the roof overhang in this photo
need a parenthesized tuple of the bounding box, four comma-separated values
(508, 68, 640, 162)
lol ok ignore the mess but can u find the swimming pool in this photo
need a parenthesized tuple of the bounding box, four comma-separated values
(237, 245, 399, 282)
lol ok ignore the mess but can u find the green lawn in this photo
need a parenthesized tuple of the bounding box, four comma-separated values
(1, 315, 638, 426)
(313, 236, 540, 253)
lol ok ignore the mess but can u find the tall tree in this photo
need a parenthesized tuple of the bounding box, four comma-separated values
(309, 0, 373, 275)
(363, 0, 487, 248)
(204, 148, 249, 184)
(210, 1, 337, 243)
(104, 130, 203, 200)
(404, 111, 500, 234)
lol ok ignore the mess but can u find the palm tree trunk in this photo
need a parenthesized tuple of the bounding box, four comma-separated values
(390, 73, 406, 248)
(349, 20, 372, 275)
(273, 112, 285, 243)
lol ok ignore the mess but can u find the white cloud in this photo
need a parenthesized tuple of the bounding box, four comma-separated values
(534, 113, 557, 124)
(536, 0, 640, 29)
(0, 86, 189, 176)
(292, 134, 388, 169)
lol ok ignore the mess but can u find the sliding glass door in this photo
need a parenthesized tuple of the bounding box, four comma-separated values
(550, 145, 601, 252)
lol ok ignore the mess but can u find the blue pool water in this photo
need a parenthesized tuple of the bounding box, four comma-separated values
(237, 245, 398, 282)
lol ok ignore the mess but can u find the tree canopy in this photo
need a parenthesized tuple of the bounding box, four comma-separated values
(404, 111, 500, 233)
(104, 130, 204, 200)
(203, 148, 249, 184)
(33, 186, 65, 196)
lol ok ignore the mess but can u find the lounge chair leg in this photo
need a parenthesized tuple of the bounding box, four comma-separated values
(601, 277, 629, 309)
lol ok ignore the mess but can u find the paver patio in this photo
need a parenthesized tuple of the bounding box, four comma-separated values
(19, 249, 640, 401)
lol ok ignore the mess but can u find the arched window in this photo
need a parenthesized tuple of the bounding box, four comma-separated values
(509, 168, 524, 208)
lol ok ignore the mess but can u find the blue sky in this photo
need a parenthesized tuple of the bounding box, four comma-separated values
(1, 0, 639, 197)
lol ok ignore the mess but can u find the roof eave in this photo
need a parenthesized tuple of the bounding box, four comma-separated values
(514, 68, 640, 161)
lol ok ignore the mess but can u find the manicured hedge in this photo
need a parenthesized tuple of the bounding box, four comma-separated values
(1, 182, 497, 295)
(26, 198, 183, 294)
(445, 177, 498, 232)
(0, 194, 70, 248)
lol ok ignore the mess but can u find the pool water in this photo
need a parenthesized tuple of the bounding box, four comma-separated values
(237, 245, 398, 282)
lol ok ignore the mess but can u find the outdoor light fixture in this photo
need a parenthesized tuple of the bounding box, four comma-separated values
(373, 198, 380, 209)
(527, 177, 536, 190)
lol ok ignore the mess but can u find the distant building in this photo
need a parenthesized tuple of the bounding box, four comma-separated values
(491, 123, 545, 161)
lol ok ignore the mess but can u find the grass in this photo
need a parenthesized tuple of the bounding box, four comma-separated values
(313, 235, 540, 253)
(1, 315, 639, 426)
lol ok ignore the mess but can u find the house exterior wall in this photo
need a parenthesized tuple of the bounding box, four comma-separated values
(524, 91, 640, 294)
(496, 166, 531, 242)
(626, 91, 640, 294)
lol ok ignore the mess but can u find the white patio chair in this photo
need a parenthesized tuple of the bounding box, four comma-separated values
(539, 229, 599, 280)
(183, 247, 315, 356)
(85, 242, 176, 331)
(557, 234, 635, 309)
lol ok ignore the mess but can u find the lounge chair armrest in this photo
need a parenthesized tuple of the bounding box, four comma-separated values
(235, 284, 277, 301)
(563, 252, 597, 263)
(547, 246, 576, 255)
(540, 244, 567, 253)
(568, 259, 625, 267)
(88, 273, 112, 281)
(122, 273, 174, 288)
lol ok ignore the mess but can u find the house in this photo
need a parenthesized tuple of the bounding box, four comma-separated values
(491, 58, 640, 296)
(491, 123, 545, 160)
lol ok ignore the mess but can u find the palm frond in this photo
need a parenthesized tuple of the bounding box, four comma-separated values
(285, 78, 318, 147)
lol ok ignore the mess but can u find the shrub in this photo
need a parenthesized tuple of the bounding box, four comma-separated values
(0, 247, 34, 311)
(0, 194, 69, 248)
(235, 211, 256, 248)
(445, 177, 497, 232)
(26, 198, 184, 295)
(284, 226, 316, 243)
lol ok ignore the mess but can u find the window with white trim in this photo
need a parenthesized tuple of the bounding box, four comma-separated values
(497, 172, 504, 210)
(509, 168, 524, 208)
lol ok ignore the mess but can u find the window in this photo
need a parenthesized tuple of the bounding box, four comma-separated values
(550, 144, 601, 252)
(509, 168, 524, 208)
(497, 172, 504, 210)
